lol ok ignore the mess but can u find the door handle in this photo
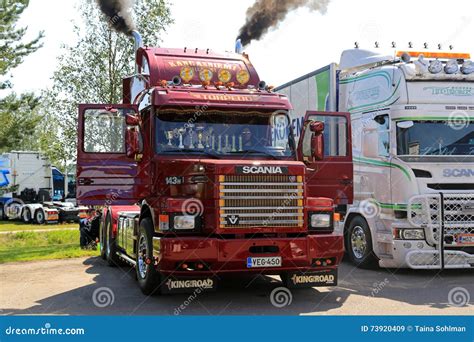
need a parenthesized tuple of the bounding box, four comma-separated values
(340, 179, 352, 185)
(78, 178, 94, 185)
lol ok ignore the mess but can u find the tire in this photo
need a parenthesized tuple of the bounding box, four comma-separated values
(0, 204, 5, 221)
(22, 208, 32, 223)
(99, 219, 107, 260)
(34, 209, 46, 225)
(346, 216, 378, 269)
(136, 218, 161, 296)
(105, 214, 121, 267)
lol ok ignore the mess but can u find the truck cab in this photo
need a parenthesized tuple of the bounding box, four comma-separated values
(76, 32, 353, 294)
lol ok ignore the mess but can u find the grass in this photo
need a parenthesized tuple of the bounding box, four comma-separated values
(0, 229, 98, 263)
(0, 220, 78, 232)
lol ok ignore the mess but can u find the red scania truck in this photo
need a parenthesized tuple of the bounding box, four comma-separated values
(76, 32, 353, 294)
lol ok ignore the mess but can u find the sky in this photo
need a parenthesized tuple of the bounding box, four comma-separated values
(4, 0, 474, 95)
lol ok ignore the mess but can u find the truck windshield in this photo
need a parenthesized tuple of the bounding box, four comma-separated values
(397, 120, 474, 156)
(155, 110, 295, 158)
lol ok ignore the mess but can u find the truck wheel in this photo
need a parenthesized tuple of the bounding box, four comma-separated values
(34, 209, 46, 225)
(22, 208, 32, 223)
(346, 216, 378, 269)
(105, 214, 121, 267)
(136, 218, 161, 296)
(99, 220, 107, 260)
(0, 204, 5, 221)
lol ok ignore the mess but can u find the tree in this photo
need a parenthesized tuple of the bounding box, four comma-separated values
(0, 0, 44, 154)
(42, 0, 173, 169)
(0, 0, 44, 89)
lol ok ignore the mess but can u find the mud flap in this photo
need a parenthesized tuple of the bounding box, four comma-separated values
(160, 276, 218, 294)
(283, 269, 338, 288)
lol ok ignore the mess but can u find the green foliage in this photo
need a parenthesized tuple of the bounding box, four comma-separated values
(42, 0, 173, 167)
(0, 0, 44, 89)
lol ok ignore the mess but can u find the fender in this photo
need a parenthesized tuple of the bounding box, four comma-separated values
(107, 205, 140, 236)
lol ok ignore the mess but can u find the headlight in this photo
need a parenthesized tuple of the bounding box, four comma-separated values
(173, 215, 195, 230)
(310, 213, 331, 228)
(401, 229, 425, 240)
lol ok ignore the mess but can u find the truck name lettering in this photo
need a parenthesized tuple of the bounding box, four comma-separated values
(191, 93, 255, 102)
(443, 168, 474, 177)
(423, 86, 473, 97)
(166, 278, 214, 290)
(291, 274, 335, 284)
(239, 166, 286, 174)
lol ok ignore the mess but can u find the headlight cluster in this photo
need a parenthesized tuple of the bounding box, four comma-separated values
(173, 215, 196, 230)
(309, 212, 333, 232)
(159, 214, 202, 232)
(394, 228, 425, 240)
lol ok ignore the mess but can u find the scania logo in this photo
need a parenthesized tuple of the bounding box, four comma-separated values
(236, 166, 289, 174)
(443, 169, 474, 177)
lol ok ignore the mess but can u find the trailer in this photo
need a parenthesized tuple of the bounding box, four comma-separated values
(0, 151, 86, 224)
(76, 32, 354, 295)
(277, 48, 474, 269)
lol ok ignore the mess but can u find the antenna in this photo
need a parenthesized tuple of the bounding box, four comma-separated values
(408, 41, 413, 48)
(391, 41, 396, 48)
(354, 41, 359, 49)
(449, 45, 454, 50)
(424, 42, 428, 49)
(375, 41, 379, 48)
(438, 43, 442, 50)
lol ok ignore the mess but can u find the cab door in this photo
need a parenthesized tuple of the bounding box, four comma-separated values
(297, 111, 353, 205)
(77, 104, 143, 205)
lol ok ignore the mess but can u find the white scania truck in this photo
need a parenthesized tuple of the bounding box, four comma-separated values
(277, 48, 474, 269)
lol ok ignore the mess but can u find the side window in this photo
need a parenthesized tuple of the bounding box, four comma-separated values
(306, 115, 348, 157)
(84, 109, 126, 153)
(376, 114, 390, 157)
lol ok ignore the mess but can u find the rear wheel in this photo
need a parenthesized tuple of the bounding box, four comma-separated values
(34, 209, 46, 225)
(99, 219, 107, 260)
(0, 204, 5, 221)
(136, 218, 161, 295)
(346, 216, 378, 269)
(22, 208, 32, 223)
(105, 214, 121, 266)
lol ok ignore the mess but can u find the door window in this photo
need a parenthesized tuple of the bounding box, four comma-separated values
(375, 114, 390, 157)
(83, 109, 126, 153)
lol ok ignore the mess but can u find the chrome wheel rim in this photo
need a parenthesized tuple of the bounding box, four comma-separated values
(351, 226, 367, 259)
(137, 234, 148, 279)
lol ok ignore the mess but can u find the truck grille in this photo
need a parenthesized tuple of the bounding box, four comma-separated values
(218, 174, 304, 228)
(408, 194, 474, 247)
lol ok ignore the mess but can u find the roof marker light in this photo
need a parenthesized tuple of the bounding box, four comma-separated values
(444, 59, 459, 74)
(461, 60, 474, 74)
(428, 59, 443, 74)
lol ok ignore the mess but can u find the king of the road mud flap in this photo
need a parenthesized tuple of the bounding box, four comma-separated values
(282, 269, 338, 289)
(161, 276, 218, 294)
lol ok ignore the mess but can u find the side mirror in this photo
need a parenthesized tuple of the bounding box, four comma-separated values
(126, 114, 139, 126)
(310, 121, 325, 161)
(125, 127, 140, 158)
(311, 134, 324, 161)
(362, 128, 378, 158)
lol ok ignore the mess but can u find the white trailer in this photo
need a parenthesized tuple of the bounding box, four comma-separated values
(0, 151, 86, 224)
(277, 48, 474, 269)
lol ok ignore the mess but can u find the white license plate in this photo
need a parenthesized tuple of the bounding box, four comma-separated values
(246, 256, 282, 268)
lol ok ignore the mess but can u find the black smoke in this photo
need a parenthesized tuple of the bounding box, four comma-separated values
(96, 0, 135, 35)
(238, 0, 330, 46)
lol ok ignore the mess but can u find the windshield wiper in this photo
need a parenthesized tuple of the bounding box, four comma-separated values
(161, 148, 221, 159)
(229, 149, 278, 160)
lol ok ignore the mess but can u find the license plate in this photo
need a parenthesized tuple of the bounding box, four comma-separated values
(246, 256, 282, 268)
(457, 234, 474, 246)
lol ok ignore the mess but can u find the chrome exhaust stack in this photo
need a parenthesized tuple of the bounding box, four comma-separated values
(131, 30, 143, 74)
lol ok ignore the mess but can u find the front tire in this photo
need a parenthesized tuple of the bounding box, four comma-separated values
(346, 216, 378, 269)
(136, 218, 161, 296)
(99, 219, 107, 260)
(34, 209, 46, 225)
(0, 204, 5, 221)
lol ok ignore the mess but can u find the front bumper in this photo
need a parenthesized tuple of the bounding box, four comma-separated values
(382, 240, 474, 269)
(152, 234, 343, 275)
